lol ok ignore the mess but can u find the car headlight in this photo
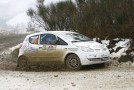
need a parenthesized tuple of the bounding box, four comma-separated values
(81, 47, 94, 52)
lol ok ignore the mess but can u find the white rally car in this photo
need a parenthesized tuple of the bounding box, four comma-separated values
(18, 31, 110, 70)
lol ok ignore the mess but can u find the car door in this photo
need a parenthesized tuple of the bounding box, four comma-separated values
(39, 33, 68, 62)
(27, 34, 46, 61)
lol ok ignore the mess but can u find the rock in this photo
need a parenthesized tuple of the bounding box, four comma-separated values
(71, 82, 76, 86)
(63, 88, 68, 90)
(54, 75, 58, 77)
(117, 75, 121, 78)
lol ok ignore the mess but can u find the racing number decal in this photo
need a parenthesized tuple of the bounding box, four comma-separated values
(42, 45, 57, 50)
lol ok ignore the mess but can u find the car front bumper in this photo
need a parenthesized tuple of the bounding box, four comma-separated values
(78, 51, 110, 65)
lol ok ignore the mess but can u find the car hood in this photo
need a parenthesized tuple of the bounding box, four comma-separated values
(73, 41, 105, 49)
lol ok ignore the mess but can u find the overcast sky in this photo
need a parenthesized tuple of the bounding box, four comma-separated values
(0, 0, 65, 28)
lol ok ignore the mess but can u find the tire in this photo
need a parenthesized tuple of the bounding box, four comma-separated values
(18, 56, 30, 70)
(65, 54, 82, 70)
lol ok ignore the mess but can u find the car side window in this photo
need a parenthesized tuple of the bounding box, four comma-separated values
(40, 34, 57, 45)
(29, 35, 39, 44)
(57, 37, 68, 45)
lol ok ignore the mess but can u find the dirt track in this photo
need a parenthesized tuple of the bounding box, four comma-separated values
(0, 33, 134, 90)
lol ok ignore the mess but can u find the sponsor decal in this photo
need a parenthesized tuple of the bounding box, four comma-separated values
(67, 48, 78, 51)
(21, 43, 29, 50)
(47, 45, 57, 50)
(29, 47, 38, 52)
(42, 45, 57, 50)
(42, 45, 46, 50)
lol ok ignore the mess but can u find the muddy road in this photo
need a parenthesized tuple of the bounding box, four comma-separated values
(0, 33, 134, 90)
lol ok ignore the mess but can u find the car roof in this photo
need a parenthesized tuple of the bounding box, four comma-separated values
(26, 31, 77, 38)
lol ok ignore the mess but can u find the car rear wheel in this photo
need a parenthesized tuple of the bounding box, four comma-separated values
(18, 56, 30, 70)
(65, 54, 81, 70)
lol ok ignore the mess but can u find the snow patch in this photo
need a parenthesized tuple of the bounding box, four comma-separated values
(110, 48, 128, 58)
(109, 39, 131, 59)
(113, 39, 130, 51)
(92, 37, 100, 42)
(101, 40, 110, 46)
(113, 38, 120, 41)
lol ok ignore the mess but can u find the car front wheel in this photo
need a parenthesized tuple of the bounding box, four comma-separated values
(65, 54, 81, 70)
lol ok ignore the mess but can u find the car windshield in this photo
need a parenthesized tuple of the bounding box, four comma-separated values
(62, 33, 91, 42)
